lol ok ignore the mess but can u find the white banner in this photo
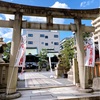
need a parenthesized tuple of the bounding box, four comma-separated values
(14, 35, 26, 67)
(85, 38, 95, 67)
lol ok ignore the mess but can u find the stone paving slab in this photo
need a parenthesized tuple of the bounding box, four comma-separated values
(18, 72, 73, 89)
(30, 94, 56, 100)
(16, 72, 100, 100)
(14, 86, 100, 100)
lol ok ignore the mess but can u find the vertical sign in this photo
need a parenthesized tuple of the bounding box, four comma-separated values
(85, 38, 95, 67)
(14, 35, 26, 67)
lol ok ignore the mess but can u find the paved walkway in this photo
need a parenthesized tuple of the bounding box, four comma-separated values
(15, 86, 100, 100)
(17, 71, 73, 89)
(16, 71, 100, 100)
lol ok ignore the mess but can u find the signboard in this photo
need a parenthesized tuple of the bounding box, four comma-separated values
(84, 38, 95, 67)
(14, 35, 26, 67)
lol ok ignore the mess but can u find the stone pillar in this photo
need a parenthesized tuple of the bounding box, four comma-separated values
(74, 18, 88, 89)
(6, 12, 22, 94)
(47, 16, 53, 29)
(72, 58, 79, 85)
(47, 16, 53, 24)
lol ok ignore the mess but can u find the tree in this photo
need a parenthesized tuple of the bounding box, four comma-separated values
(38, 49, 48, 71)
(3, 42, 11, 63)
(83, 32, 91, 41)
(59, 38, 74, 74)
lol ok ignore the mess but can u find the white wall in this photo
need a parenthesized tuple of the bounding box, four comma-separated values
(24, 29, 60, 54)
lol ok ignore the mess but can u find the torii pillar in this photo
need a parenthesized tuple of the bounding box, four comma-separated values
(6, 12, 22, 94)
(74, 18, 88, 89)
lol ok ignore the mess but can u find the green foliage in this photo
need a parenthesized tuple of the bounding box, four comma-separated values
(83, 32, 91, 41)
(3, 42, 11, 63)
(38, 49, 48, 71)
(59, 38, 74, 72)
(62, 38, 74, 60)
(46, 65, 50, 71)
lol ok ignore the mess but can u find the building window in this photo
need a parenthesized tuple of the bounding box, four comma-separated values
(28, 34, 33, 37)
(28, 41, 33, 44)
(45, 43, 48, 46)
(40, 34, 45, 37)
(54, 42, 59, 45)
(45, 36, 48, 39)
(54, 35, 58, 38)
(41, 42, 44, 44)
(51, 42, 53, 44)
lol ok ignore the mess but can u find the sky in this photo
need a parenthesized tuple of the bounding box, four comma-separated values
(0, 0, 99, 42)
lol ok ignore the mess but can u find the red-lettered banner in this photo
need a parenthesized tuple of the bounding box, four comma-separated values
(85, 38, 95, 67)
(14, 35, 26, 67)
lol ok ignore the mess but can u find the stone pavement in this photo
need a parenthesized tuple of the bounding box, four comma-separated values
(17, 71, 73, 89)
(14, 86, 100, 100)
(15, 71, 100, 100)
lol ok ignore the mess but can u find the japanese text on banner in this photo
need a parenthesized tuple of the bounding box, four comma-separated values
(14, 35, 26, 67)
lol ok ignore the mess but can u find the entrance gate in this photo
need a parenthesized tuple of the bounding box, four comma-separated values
(0, 1, 98, 95)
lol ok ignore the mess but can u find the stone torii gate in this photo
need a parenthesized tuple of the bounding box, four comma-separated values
(0, 1, 98, 96)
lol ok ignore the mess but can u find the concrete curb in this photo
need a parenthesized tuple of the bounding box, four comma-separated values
(57, 96, 100, 100)
(17, 84, 75, 91)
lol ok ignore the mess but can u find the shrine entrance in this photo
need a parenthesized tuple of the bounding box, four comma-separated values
(0, 1, 98, 97)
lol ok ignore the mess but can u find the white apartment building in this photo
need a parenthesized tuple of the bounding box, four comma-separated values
(23, 29, 60, 55)
(92, 17, 100, 59)
(92, 17, 100, 43)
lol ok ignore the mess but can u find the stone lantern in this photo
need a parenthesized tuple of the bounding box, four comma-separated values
(0, 37, 6, 63)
